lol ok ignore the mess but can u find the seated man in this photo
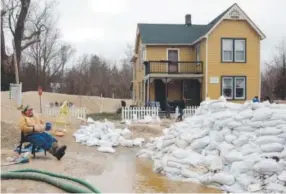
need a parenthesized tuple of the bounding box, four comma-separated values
(19, 105, 67, 160)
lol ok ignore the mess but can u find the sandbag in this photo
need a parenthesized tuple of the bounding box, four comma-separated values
(235, 109, 253, 121)
(190, 136, 210, 150)
(172, 148, 190, 159)
(175, 139, 189, 148)
(254, 159, 283, 173)
(209, 172, 235, 186)
(209, 131, 224, 142)
(167, 161, 184, 169)
(240, 143, 261, 155)
(262, 120, 286, 128)
(266, 183, 286, 193)
(278, 170, 286, 181)
(256, 136, 284, 145)
(252, 108, 272, 121)
(259, 127, 282, 135)
(234, 125, 255, 132)
(236, 174, 255, 190)
(224, 134, 236, 143)
(120, 139, 134, 147)
(271, 111, 286, 121)
(221, 182, 245, 193)
(181, 168, 200, 179)
(210, 156, 223, 171)
(163, 166, 181, 175)
(225, 150, 244, 162)
(260, 143, 284, 153)
(230, 161, 254, 175)
(97, 146, 115, 153)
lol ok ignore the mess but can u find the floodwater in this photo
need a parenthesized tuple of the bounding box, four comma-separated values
(86, 149, 220, 193)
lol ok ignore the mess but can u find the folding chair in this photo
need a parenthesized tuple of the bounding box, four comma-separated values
(17, 131, 47, 158)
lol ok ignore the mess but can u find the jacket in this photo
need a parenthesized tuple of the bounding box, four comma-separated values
(19, 114, 44, 135)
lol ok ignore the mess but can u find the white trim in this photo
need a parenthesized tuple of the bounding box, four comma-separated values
(258, 36, 261, 100)
(166, 48, 180, 73)
(205, 36, 209, 98)
(204, 4, 266, 40)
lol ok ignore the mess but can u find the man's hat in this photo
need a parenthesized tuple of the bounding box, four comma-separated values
(22, 105, 32, 113)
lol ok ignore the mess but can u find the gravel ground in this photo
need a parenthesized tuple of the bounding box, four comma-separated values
(1, 122, 20, 149)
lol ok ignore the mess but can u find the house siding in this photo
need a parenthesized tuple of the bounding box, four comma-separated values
(133, 37, 146, 105)
(207, 20, 260, 101)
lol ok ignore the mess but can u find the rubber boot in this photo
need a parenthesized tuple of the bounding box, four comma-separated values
(48, 142, 67, 160)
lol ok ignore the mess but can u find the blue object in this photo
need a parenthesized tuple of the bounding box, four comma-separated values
(14, 143, 45, 153)
(23, 132, 57, 150)
(253, 98, 260, 103)
(45, 122, 52, 131)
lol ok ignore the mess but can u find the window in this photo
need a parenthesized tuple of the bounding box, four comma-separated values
(222, 38, 246, 62)
(222, 77, 233, 99)
(234, 77, 246, 99)
(221, 76, 246, 100)
(234, 40, 245, 62)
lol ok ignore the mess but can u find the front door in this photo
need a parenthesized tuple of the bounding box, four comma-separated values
(155, 79, 166, 111)
(183, 79, 201, 106)
(168, 50, 178, 73)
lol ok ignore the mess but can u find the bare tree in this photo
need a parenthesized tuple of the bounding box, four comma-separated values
(1, 0, 57, 81)
(261, 40, 286, 100)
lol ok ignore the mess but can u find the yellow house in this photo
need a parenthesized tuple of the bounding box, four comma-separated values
(131, 3, 266, 110)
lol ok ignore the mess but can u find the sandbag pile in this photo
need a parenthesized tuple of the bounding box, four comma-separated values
(137, 97, 286, 193)
(73, 118, 145, 153)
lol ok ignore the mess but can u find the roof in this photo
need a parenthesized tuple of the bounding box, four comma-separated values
(138, 24, 208, 44)
(137, 3, 265, 45)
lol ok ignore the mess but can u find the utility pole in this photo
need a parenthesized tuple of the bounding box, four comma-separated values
(12, 40, 19, 84)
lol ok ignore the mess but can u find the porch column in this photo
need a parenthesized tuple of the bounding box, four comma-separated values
(148, 78, 150, 101)
(165, 78, 168, 100)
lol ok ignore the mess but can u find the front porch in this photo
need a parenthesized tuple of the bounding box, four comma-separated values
(144, 75, 203, 111)
(144, 60, 203, 75)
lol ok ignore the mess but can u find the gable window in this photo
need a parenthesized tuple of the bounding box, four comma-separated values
(222, 38, 246, 63)
(221, 76, 246, 100)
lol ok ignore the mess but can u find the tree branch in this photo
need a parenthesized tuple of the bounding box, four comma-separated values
(21, 39, 40, 51)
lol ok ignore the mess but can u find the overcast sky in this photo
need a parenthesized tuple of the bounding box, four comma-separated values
(56, 0, 286, 64)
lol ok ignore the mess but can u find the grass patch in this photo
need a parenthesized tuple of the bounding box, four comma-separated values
(87, 112, 121, 121)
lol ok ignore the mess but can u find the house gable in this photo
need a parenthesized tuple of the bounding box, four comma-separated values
(203, 3, 266, 41)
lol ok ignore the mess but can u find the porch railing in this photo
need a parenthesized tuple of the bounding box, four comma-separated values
(144, 60, 203, 75)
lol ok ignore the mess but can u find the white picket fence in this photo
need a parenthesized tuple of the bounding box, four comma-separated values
(44, 106, 87, 119)
(183, 106, 198, 119)
(175, 106, 198, 119)
(121, 107, 159, 121)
